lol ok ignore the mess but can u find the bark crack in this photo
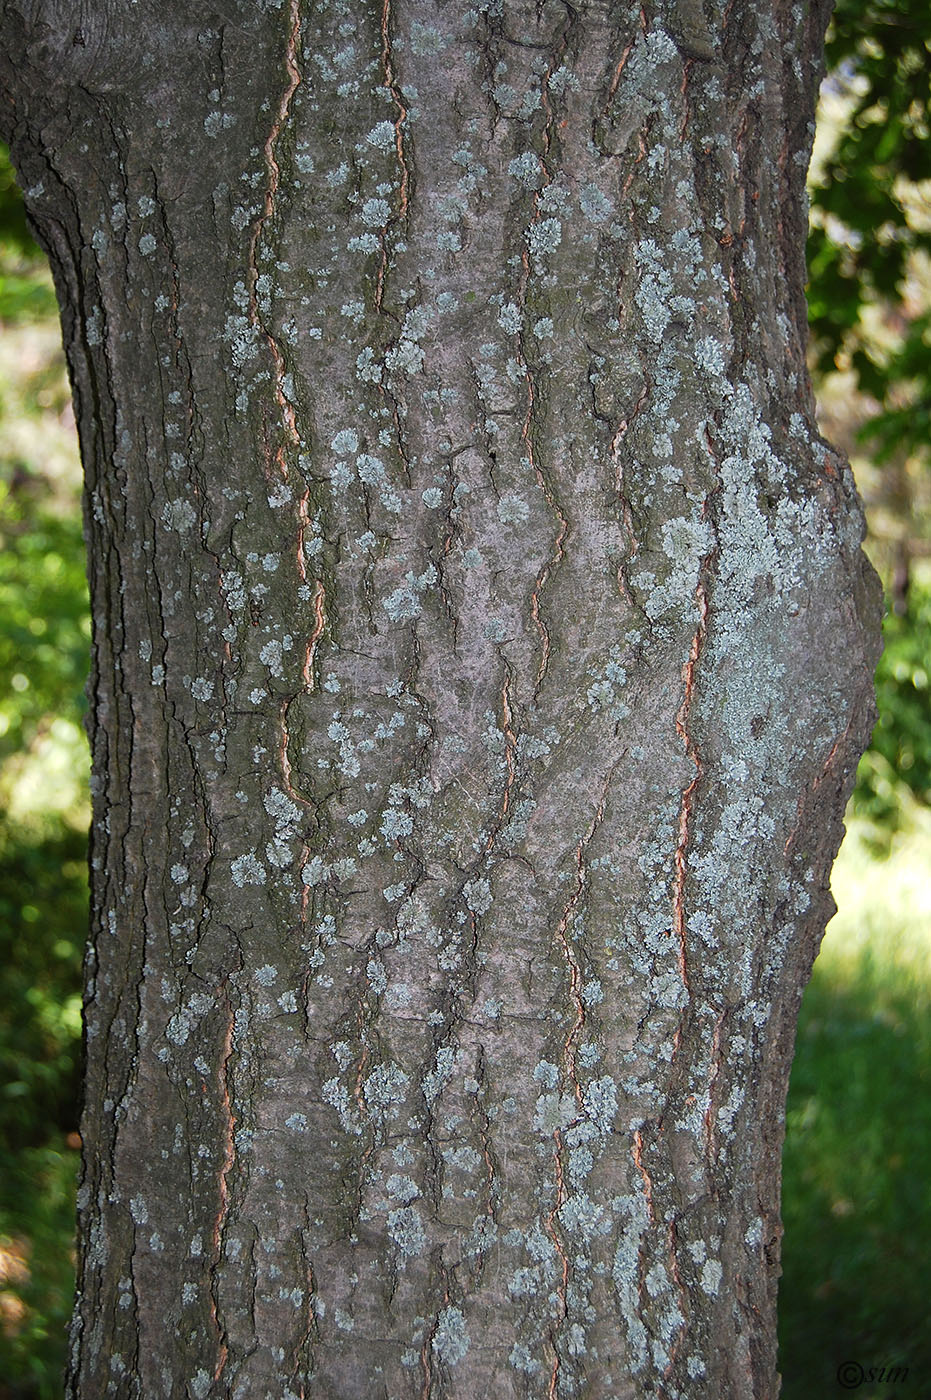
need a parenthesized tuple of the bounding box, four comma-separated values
(208, 989, 237, 1382)
(509, 18, 578, 698)
(544, 769, 615, 1393)
(671, 574, 706, 992)
(248, 0, 304, 479)
(375, 0, 411, 312)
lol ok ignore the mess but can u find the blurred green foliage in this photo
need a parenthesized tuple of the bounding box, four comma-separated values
(0, 145, 87, 1398)
(0, 1144, 77, 1400)
(0, 486, 91, 769)
(853, 583, 931, 833)
(0, 149, 55, 325)
(0, 146, 34, 254)
(807, 0, 931, 465)
(0, 830, 85, 1147)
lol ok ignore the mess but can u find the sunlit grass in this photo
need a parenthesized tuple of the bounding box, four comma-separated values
(826, 812, 931, 1013)
(779, 812, 931, 1399)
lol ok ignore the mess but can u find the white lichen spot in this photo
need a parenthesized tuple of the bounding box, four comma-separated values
(579, 183, 613, 224)
(385, 983, 412, 1011)
(508, 151, 543, 189)
(432, 1305, 469, 1367)
(510, 1343, 541, 1374)
(385, 333, 426, 374)
(356, 453, 387, 486)
(444, 1145, 482, 1172)
(496, 494, 529, 525)
(348, 233, 380, 255)
(361, 197, 391, 227)
(533, 1060, 559, 1088)
(583, 1075, 618, 1133)
(548, 65, 579, 94)
(387, 1205, 426, 1258)
(645, 27, 678, 64)
(385, 1174, 420, 1203)
(422, 1046, 457, 1103)
(331, 428, 359, 456)
(259, 640, 285, 676)
(411, 20, 446, 53)
(526, 218, 562, 266)
(366, 121, 397, 152)
(463, 878, 492, 915)
(363, 1063, 409, 1114)
(533, 1092, 578, 1134)
(695, 335, 728, 378)
(581, 979, 604, 1006)
(231, 851, 266, 887)
(380, 808, 414, 843)
(162, 499, 197, 532)
(301, 856, 328, 887)
(383, 583, 422, 622)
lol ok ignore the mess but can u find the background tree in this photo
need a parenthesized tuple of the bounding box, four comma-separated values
(0, 2, 879, 1397)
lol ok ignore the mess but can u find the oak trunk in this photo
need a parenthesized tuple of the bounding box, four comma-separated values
(1, 1, 879, 1395)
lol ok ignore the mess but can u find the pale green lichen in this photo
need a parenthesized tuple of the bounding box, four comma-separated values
(431, 1306, 470, 1366)
(387, 1205, 426, 1258)
(230, 851, 266, 888)
(496, 494, 529, 525)
(526, 217, 562, 267)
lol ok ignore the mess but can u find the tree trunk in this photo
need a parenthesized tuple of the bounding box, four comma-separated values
(1, 2, 879, 1396)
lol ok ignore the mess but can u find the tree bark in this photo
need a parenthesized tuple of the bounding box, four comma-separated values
(1, 1, 879, 1396)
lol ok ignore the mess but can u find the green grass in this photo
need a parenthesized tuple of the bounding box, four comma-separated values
(779, 814, 931, 1398)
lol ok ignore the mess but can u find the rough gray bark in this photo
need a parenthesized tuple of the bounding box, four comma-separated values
(1, 1, 879, 1396)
